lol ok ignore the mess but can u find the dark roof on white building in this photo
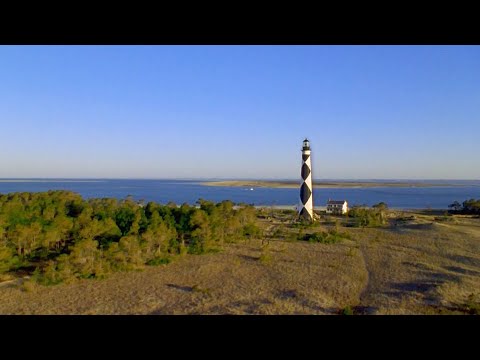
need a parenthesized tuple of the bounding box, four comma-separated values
(327, 200, 347, 205)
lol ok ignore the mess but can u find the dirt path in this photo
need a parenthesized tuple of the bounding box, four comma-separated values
(356, 242, 377, 314)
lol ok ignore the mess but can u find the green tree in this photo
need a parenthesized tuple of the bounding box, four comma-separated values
(115, 207, 136, 235)
(10, 222, 43, 258)
(0, 241, 14, 273)
(372, 202, 388, 211)
(106, 235, 144, 271)
(448, 201, 462, 212)
(65, 239, 108, 279)
(128, 208, 148, 236)
(189, 209, 212, 254)
(141, 216, 177, 261)
(49, 215, 73, 251)
(462, 199, 480, 214)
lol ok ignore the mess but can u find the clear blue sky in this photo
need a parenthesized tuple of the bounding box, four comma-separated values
(0, 45, 479, 179)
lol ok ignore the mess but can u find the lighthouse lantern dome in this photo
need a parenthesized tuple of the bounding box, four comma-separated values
(302, 138, 310, 150)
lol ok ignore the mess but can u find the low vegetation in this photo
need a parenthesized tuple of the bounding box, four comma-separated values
(347, 203, 388, 228)
(1, 194, 480, 315)
(302, 229, 351, 244)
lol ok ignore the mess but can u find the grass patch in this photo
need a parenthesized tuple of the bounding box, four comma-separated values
(147, 257, 172, 266)
(279, 209, 296, 215)
(259, 252, 273, 264)
(192, 284, 211, 295)
(258, 244, 273, 264)
(434, 215, 456, 223)
(303, 229, 352, 244)
(465, 293, 480, 315)
(292, 221, 320, 229)
(21, 279, 39, 293)
(346, 247, 358, 257)
(341, 305, 354, 315)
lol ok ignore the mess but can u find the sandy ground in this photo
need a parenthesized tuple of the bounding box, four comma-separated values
(0, 215, 479, 315)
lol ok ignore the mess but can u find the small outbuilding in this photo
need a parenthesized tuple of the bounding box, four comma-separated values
(326, 200, 348, 215)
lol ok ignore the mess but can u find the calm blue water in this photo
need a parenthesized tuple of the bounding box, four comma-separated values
(0, 179, 479, 209)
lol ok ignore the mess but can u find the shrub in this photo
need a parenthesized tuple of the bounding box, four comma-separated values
(21, 279, 39, 293)
(465, 293, 480, 315)
(303, 229, 351, 244)
(304, 232, 328, 243)
(192, 284, 211, 295)
(243, 224, 262, 238)
(146, 257, 171, 266)
(348, 206, 387, 228)
(372, 202, 388, 210)
(292, 221, 316, 229)
(341, 306, 354, 315)
(259, 244, 272, 264)
(434, 215, 455, 223)
(259, 252, 272, 264)
(346, 247, 358, 257)
(37, 261, 63, 285)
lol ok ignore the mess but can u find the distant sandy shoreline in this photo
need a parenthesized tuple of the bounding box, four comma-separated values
(202, 180, 458, 189)
(0, 180, 106, 183)
(251, 205, 448, 211)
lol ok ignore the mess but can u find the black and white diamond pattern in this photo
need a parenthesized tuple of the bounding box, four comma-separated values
(298, 150, 313, 221)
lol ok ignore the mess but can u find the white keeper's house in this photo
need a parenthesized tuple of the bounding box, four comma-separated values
(326, 200, 348, 215)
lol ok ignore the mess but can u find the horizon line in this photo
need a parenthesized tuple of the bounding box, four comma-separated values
(0, 177, 479, 181)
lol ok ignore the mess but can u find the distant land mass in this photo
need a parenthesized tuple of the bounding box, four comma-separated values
(202, 180, 464, 189)
(0, 179, 105, 183)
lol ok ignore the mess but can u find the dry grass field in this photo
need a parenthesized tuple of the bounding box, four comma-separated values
(1, 211, 479, 315)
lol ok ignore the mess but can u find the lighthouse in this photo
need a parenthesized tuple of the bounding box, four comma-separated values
(298, 138, 314, 221)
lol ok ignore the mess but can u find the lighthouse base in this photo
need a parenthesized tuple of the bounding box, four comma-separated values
(297, 207, 318, 222)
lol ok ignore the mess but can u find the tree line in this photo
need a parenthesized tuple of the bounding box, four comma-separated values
(0, 191, 261, 284)
(448, 199, 480, 215)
